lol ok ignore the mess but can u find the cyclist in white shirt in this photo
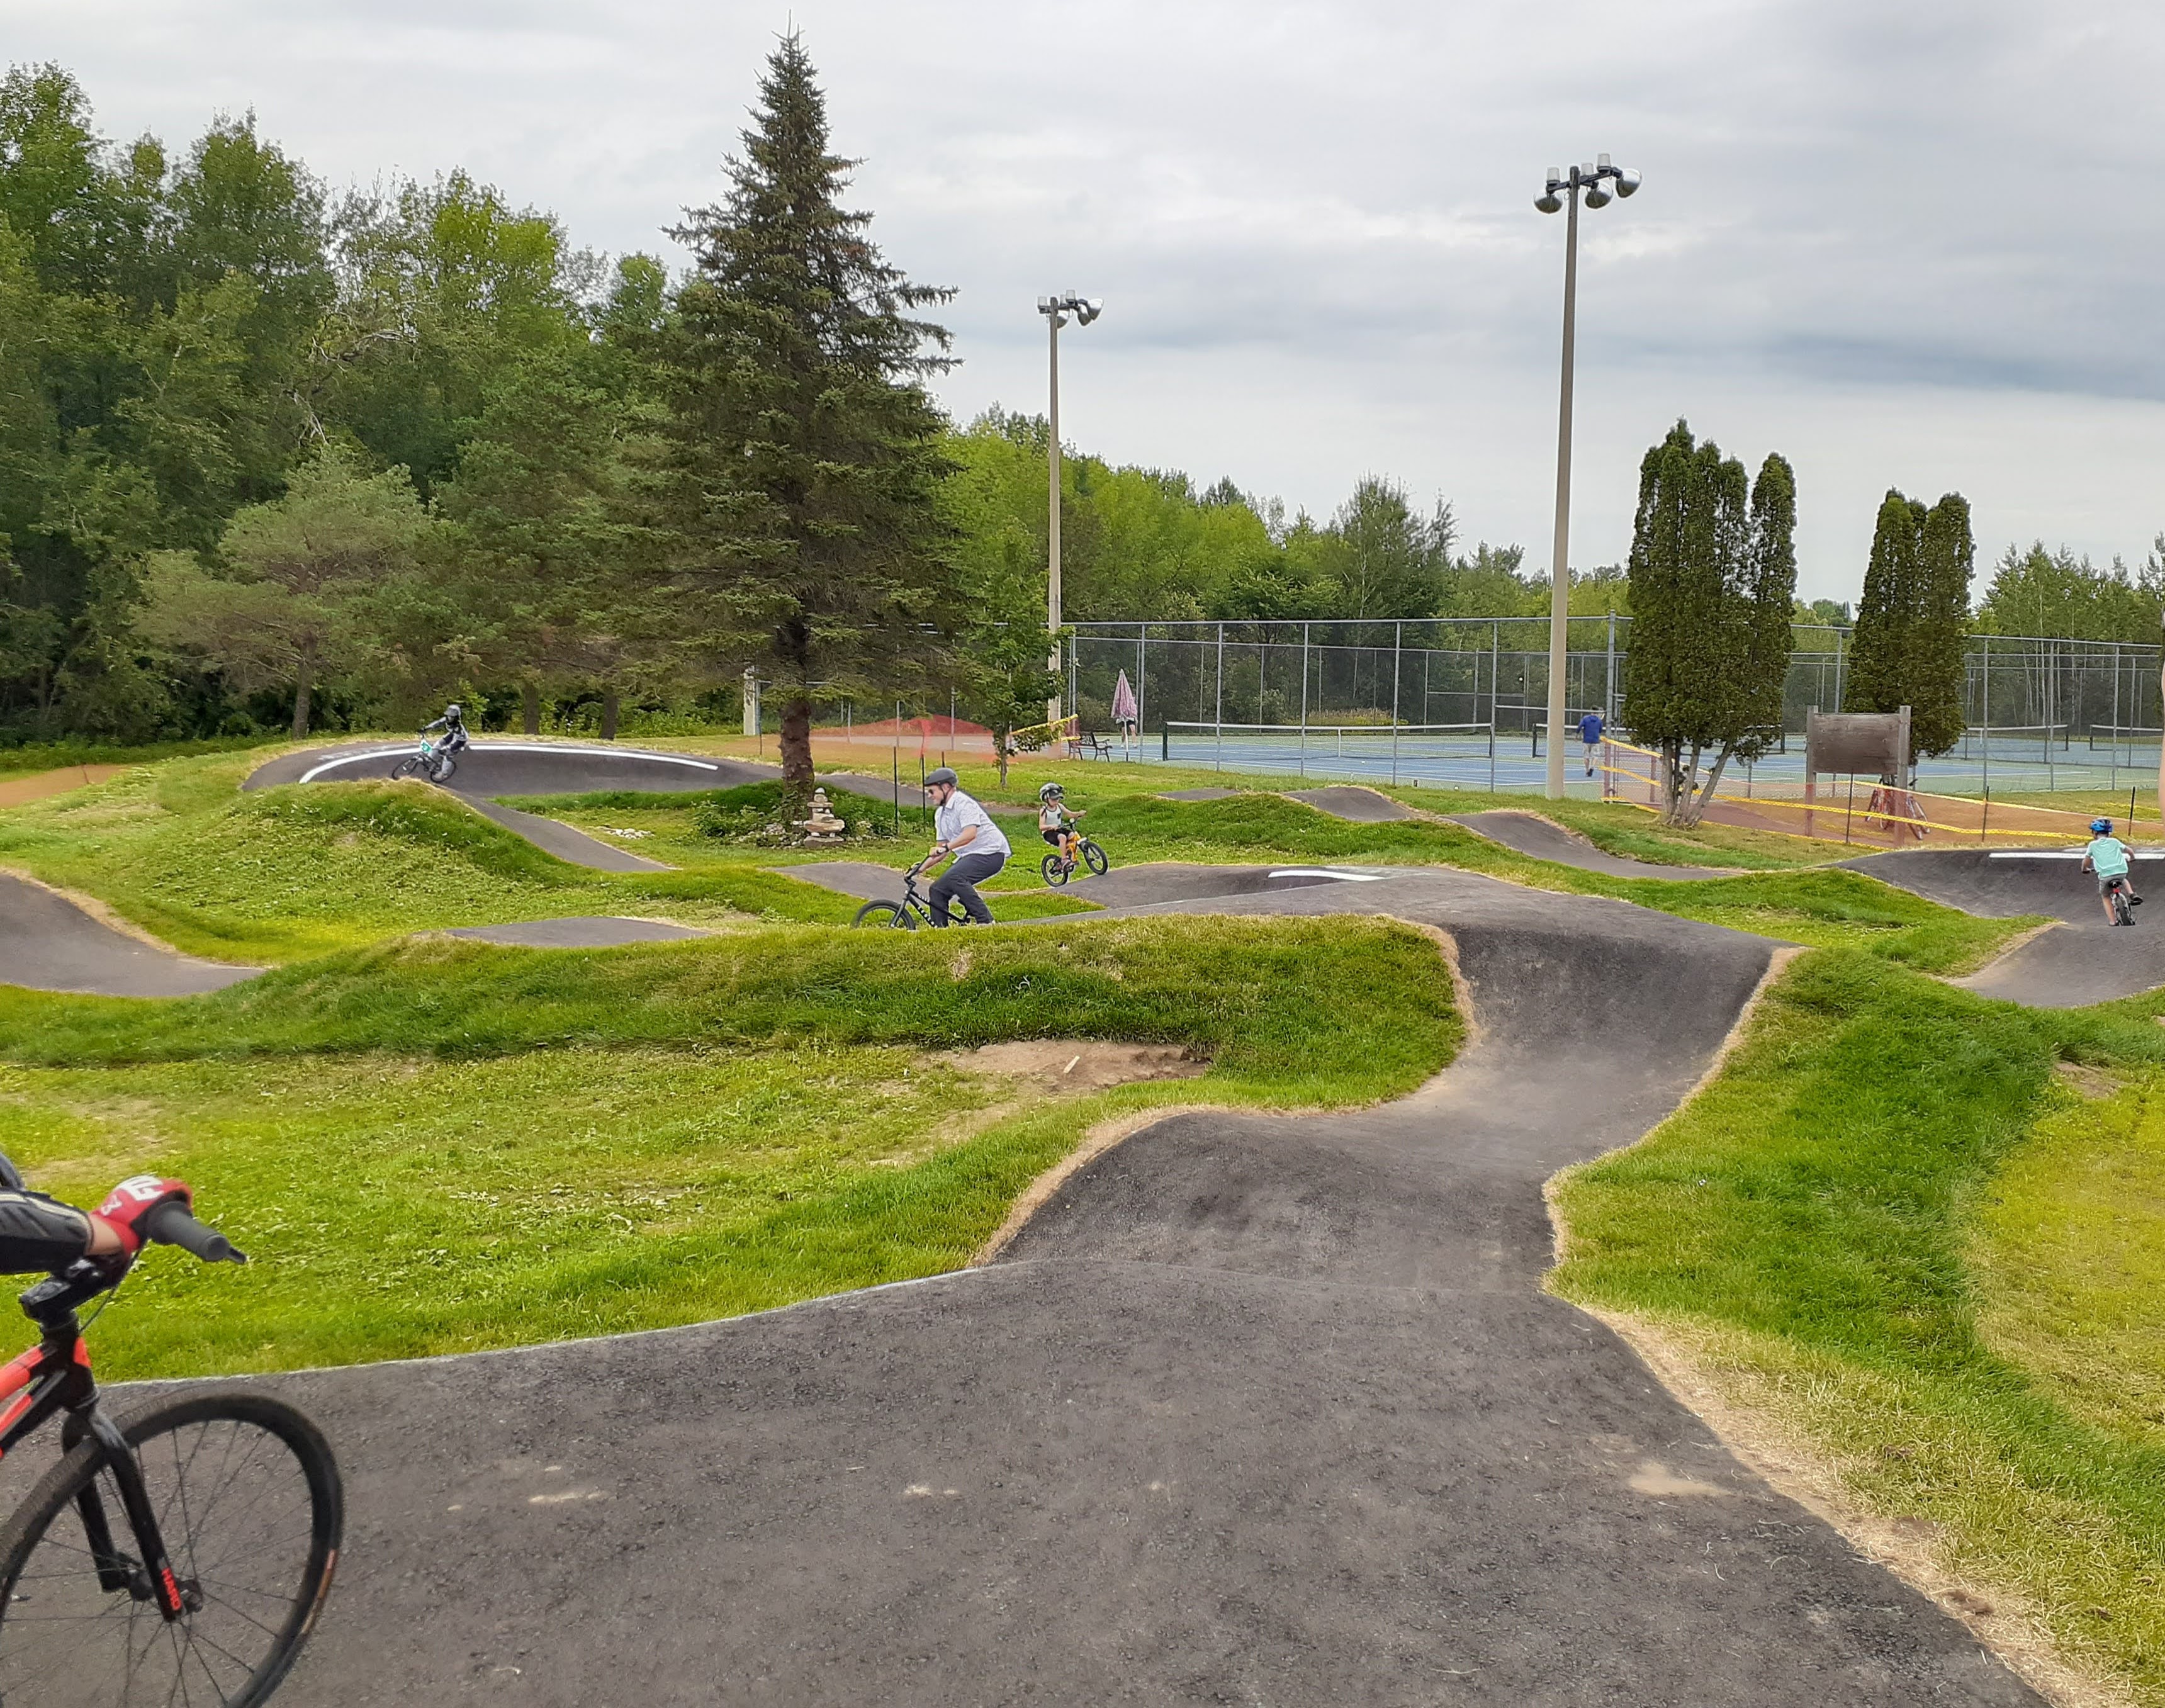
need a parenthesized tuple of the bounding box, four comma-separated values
(923, 767, 1009, 926)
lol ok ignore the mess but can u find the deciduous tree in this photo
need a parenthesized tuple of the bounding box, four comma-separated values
(140, 443, 428, 734)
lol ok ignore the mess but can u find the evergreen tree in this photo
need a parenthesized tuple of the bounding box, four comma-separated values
(656, 35, 957, 790)
(1620, 421, 1795, 826)
(1845, 489, 1972, 758)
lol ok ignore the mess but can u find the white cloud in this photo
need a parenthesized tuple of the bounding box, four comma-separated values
(10, 0, 2164, 601)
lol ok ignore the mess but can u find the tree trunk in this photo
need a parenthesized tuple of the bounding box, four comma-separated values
(600, 688, 619, 741)
(523, 682, 541, 736)
(291, 651, 314, 738)
(1683, 748, 1736, 828)
(996, 726, 1010, 789)
(1660, 739, 1706, 827)
(779, 696, 814, 789)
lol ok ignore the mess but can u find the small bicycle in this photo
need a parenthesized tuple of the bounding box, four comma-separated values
(0, 1160, 343, 1705)
(2105, 873, 2139, 928)
(852, 857, 974, 930)
(1040, 831, 1109, 887)
(390, 733, 456, 784)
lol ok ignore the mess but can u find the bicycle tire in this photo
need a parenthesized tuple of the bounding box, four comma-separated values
(2115, 887, 2133, 927)
(1081, 840, 1109, 877)
(1041, 853, 1069, 887)
(853, 899, 917, 930)
(390, 757, 422, 780)
(432, 754, 457, 784)
(0, 1390, 342, 1707)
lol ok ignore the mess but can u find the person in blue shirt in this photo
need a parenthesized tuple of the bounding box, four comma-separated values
(2081, 817, 2142, 924)
(1577, 710, 1605, 777)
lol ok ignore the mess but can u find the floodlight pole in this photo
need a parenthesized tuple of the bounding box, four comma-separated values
(1046, 307, 1064, 731)
(1535, 155, 1638, 800)
(1543, 186, 1581, 801)
(1039, 291, 1102, 733)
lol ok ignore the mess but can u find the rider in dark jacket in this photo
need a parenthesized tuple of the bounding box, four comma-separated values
(420, 703, 471, 756)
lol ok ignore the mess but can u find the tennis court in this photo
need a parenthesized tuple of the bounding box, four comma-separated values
(1147, 717, 2162, 804)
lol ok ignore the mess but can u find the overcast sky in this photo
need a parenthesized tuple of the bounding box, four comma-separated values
(16, 0, 2163, 604)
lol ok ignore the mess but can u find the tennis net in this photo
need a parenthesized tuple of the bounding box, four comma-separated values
(1162, 721, 1495, 763)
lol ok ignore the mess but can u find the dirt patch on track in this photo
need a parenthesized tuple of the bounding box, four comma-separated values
(0, 765, 129, 808)
(938, 1040, 1207, 1092)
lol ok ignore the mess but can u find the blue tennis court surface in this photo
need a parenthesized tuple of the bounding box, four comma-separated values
(1145, 724, 2156, 802)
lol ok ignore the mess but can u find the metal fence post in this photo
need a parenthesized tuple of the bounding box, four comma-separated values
(1605, 610, 1617, 728)
(1300, 621, 1310, 778)
(1215, 621, 1225, 772)
(1391, 620, 1403, 785)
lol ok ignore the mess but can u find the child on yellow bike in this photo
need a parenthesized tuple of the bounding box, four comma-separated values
(1038, 781, 1087, 877)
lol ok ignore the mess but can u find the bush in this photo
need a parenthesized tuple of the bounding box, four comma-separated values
(687, 782, 897, 845)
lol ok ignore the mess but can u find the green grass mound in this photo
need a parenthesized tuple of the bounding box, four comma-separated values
(1553, 950, 2165, 1699)
(0, 914, 1459, 1379)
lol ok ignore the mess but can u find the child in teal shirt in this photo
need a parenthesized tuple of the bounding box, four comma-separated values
(2082, 818, 2142, 924)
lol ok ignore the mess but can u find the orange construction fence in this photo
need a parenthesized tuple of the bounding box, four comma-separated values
(1597, 738, 2118, 848)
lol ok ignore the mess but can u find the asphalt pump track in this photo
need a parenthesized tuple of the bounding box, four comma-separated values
(0, 760, 2118, 1699)
(1850, 846, 2165, 1006)
(52, 865, 2034, 1705)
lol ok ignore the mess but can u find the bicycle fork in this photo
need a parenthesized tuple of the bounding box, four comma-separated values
(73, 1412, 191, 1619)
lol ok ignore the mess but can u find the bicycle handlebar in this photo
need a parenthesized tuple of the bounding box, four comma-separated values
(142, 1202, 247, 1266)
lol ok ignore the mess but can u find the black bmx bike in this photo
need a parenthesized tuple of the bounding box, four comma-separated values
(2105, 873, 2139, 927)
(0, 1162, 342, 1706)
(390, 733, 456, 784)
(852, 857, 976, 930)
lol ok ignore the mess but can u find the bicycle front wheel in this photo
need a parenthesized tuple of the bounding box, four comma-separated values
(1081, 840, 1109, 877)
(0, 1391, 342, 1708)
(853, 899, 917, 930)
(390, 756, 422, 780)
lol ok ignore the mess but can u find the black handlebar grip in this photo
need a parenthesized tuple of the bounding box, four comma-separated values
(142, 1202, 247, 1265)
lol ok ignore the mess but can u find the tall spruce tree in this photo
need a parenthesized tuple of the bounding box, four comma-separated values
(1620, 421, 1796, 826)
(1845, 489, 1972, 758)
(657, 35, 957, 789)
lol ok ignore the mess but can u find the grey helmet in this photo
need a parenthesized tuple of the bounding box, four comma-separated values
(446, 703, 463, 720)
(1038, 781, 1064, 801)
(925, 767, 959, 789)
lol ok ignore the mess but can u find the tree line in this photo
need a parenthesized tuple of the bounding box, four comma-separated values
(1, 52, 1574, 771)
(6, 49, 2157, 787)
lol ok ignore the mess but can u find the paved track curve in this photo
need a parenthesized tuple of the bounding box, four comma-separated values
(0, 872, 261, 996)
(1288, 783, 1416, 821)
(101, 865, 2037, 1706)
(1850, 848, 2165, 1006)
(1450, 809, 1740, 880)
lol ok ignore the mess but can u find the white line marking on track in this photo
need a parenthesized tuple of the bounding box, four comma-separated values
(1988, 850, 2165, 860)
(298, 744, 724, 784)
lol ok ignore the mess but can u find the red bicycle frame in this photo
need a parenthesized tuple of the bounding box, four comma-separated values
(0, 1269, 189, 1619)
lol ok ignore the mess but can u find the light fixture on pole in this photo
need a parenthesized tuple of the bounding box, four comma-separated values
(1038, 290, 1103, 730)
(1534, 154, 1638, 800)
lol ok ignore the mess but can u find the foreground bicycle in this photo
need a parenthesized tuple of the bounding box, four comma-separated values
(390, 732, 455, 784)
(851, 857, 974, 930)
(0, 1160, 342, 1706)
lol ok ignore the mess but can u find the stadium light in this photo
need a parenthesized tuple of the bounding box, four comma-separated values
(1534, 153, 1639, 801)
(1038, 291, 1103, 727)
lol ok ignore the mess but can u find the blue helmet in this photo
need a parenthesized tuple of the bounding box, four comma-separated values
(2093, 818, 2113, 835)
